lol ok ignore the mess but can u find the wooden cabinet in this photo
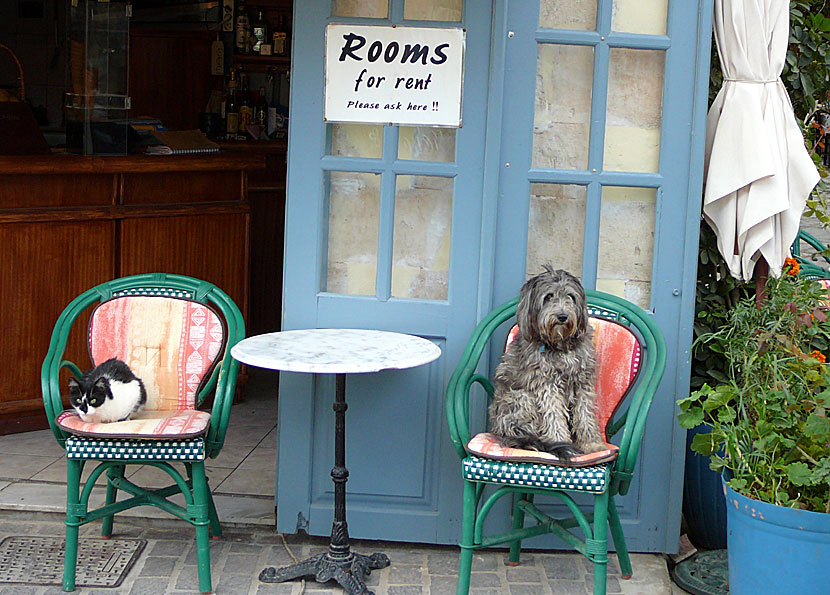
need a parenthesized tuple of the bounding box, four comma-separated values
(0, 154, 263, 434)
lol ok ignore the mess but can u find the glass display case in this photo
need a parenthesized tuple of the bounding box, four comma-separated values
(65, 0, 131, 155)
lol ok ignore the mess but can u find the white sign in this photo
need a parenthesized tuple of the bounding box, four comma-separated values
(325, 24, 465, 127)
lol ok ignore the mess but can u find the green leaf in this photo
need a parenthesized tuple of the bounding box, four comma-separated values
(690, 432, 716, 456)
(678, 408, 705, 429)
(787, 462, 813, 487)
(729, 477, 748, 492)
(805, 414, 830, 438)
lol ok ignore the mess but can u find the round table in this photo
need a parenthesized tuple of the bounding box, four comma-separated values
(230, 329, 442, 595)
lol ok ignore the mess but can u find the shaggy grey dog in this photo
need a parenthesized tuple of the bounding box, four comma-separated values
(488, 267, 606, 459)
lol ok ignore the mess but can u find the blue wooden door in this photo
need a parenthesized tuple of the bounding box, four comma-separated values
(278, 0, 494, 543)
(280, 0, 712, 551)
(488, 1, 713, 552)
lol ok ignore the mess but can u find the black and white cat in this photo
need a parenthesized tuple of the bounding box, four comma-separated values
(68, 358, 147, 423)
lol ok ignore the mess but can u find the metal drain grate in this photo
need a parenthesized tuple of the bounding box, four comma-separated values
(671, 549, 729, 595)
(0, 536, 146, 587)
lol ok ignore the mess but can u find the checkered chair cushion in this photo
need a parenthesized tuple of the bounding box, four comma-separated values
(65, 436, 205, 461)
(462, 456, 610, 493)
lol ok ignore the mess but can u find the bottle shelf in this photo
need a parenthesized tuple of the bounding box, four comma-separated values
(233, 54, 290, 72)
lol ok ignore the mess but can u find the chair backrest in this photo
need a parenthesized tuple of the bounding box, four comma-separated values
(42, 273, 245, 457)
(88, 296, 225, 411)
(445, 289, 666, 495)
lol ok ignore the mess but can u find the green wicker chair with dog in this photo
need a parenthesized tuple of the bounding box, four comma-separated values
(445, 289, 666, 595)
(41, 273, 244, 593)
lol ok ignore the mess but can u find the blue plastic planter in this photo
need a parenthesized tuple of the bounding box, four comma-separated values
(724, 478, 830, 595)
(682, 426, 728, 549)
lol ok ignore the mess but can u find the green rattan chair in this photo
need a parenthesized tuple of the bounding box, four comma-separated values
(41, 273, 244, 593)
(445, 290, 666, 595)
(792, 229, 830, 279)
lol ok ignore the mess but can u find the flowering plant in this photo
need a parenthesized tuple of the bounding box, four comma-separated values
(678, 270, 830, 513)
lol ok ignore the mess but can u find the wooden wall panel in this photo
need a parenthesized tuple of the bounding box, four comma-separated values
(120, 214, 249, 320)
(123, 171, 241, 205)
(0, 221, 115, 428)
(0, 174, 114, 208)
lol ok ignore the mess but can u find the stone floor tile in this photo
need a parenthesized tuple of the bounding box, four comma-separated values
(387, 564, 423, 584)
(542, 555, 583, 580)
(549, 581, 589, 595)
(0, 586, 38, 595)
(387, 586, 423, 595)
(427, 552, 459, 575)
(510, 585, 550, 595)
(148, 539, 188, 557)
(507, 565, 543, 583)
(0, 451, 59, 481)
(255, 582, 295, 594)
(215, 573, 256, 594)
(470, 572, 501, 589)
(221, 552, 261, 575)
(138, 555, 177, 577)
(429, 575, 460, 595)
(127, 577, 169, 595)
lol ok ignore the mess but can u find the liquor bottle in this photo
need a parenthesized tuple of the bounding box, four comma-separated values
(272, 14, 288, 57)
(255, 86, 268, 128)
(266, 70, 278, 137)
(239, 84, 254, 132)
(235, 0, 250, 55)
(252, 9, 268, 55)
(225, 79, 239, 136)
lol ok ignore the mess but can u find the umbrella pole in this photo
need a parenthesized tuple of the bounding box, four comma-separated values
(755, 256, 770, 305)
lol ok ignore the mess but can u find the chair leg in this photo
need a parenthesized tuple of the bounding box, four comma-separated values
(207, 488, 222, 539)
(63, 459, 83, 592)
(508, 493, 533, 566)
(190, 462, 213, 594)
(456, 480, 477, 595)
(608, 497, 632, 579)
(590, 490, 610, 595)
(101, 465, 125, 538)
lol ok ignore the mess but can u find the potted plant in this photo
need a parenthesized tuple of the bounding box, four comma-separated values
(677, 262, 830, 594)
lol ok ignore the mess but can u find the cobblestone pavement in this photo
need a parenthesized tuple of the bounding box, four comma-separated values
(0, 512, 684, 595)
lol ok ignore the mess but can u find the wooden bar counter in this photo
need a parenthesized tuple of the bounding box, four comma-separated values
(0, 152, 266, 433)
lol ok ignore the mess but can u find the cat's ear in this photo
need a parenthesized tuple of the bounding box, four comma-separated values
(68, 377, 79, 388)
(94, 378, 108, 390)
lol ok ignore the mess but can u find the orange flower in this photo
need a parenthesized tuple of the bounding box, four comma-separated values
(811, 350, 826, 363)
(784, 257, 800, 276)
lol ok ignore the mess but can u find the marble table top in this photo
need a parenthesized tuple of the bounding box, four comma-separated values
(230, 328, 442, 374)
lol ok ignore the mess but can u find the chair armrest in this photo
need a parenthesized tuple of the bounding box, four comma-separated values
(445, 297, 518, 459)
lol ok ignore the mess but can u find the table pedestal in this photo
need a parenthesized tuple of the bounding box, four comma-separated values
(259, 374, 390, 594)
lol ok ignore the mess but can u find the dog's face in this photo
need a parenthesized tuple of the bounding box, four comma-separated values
(517, 267, 588, 347)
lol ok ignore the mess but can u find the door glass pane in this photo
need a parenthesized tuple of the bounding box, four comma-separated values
(597, 186, 656, 309)
(326, 171, 381, 295)
(526, 184, 586, 278)
(533, 45, 594, 170)
(332, 0, 388, 18)
(604, 49, 665, 173)
(404, 0, 462, 22)
(392, 175, 453, 300)
(539, 0, 597, 31)
(612, 0, 667, 36)
(328, 123, 383, 158)
(398, 127, 456, 162)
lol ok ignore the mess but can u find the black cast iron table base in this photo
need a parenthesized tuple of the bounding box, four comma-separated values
(259, 550, 390, 594)
(259, 374, 389, 594)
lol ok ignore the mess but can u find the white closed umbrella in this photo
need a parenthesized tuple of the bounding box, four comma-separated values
(703, 0, 820, 281)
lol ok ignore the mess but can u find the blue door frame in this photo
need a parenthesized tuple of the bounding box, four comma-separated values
(278, 0, 714, 552)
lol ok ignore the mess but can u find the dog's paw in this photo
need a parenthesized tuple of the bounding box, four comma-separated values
(544, 441, 582, 460)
